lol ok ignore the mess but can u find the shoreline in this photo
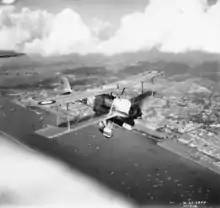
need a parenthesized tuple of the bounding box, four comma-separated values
(134, 119, 167, 141)
(158, 139, 220, 176)
(134, 120, 220, 176)
(7, 99, 220, 177)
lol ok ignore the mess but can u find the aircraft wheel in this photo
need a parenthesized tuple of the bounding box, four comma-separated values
(104, 132, 113, 139)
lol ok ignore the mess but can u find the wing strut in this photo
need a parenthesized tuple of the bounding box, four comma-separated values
(56, 105, 60, 126)
(67, 115, 70, 131)
(141, 81, 144, 94)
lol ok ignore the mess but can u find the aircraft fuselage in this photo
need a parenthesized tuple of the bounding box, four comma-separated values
(81, 94, 142, 120)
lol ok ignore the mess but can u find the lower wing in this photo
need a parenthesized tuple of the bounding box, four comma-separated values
(65, 112, 117, 132)
(35, 112, 117, 139)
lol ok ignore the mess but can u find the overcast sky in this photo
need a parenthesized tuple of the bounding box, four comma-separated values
(15, 0, 217, 18)
(0, 0, 219, 56)
(15, 0, 149, 24)
(12, 0, 218, 32)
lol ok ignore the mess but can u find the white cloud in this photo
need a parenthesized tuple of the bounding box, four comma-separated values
(98, 0, 220, 54)
(0, 136, 133, 207)
(0, 0, 219, 56)
(1, 0, 16, 4)
(90, 18, 115, 40)
(0, 7, 98, 55)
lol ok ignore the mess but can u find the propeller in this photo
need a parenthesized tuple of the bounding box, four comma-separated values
(115, 83, 126, 98)
(121, 87, 125, 96)
(131, 91, 155, 108)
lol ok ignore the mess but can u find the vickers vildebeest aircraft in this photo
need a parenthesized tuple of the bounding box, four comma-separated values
(32, 71, 163, 139)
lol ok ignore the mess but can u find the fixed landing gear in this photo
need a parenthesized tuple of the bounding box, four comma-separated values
(98, 120, 114, 139)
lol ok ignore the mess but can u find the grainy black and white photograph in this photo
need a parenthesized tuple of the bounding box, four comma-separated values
(0, 0, 220, 207)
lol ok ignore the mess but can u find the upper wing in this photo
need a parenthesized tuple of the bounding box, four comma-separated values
(34, 87, 118, 107)
(51, 87, 118, 104)
(36, 71, 163, 106)
(54, 71, 163, 102)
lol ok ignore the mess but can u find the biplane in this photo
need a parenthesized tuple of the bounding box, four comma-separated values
(31, 70, 163, 139)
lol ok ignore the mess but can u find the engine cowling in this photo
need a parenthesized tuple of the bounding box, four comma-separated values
(112, 98, 131, 114)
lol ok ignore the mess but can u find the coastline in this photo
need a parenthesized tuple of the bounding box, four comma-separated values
(134, 119, 220, 176)
(158, 139, 220, 176)
(134, 119, 167, 141)
(2, 97, 220, 204)
(9, 99, 220, 177)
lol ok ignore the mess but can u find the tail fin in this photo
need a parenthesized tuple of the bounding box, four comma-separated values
(61, 77, 72, 94)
